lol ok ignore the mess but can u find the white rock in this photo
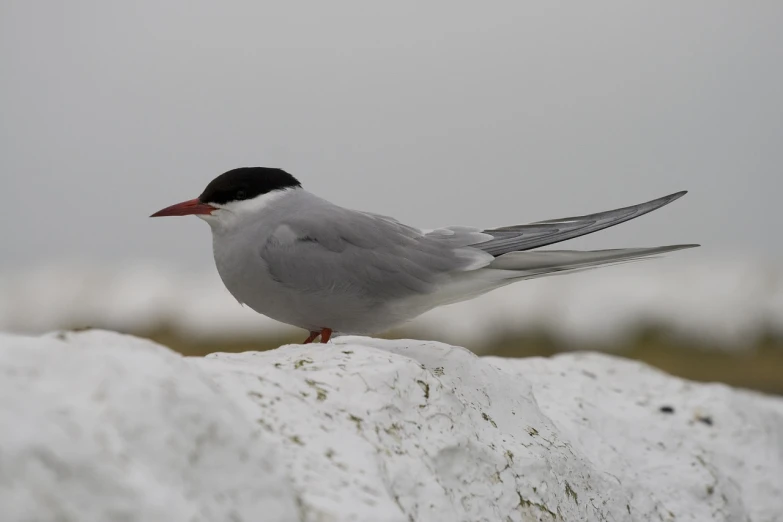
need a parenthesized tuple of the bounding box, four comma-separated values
(0, 331, 299, 522)
(1, 330, 782, 522)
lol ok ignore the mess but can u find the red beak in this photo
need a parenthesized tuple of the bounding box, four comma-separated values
(150, 199, 216, 217)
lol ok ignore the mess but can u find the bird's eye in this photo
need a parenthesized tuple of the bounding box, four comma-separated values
(235, 190, 247, 200)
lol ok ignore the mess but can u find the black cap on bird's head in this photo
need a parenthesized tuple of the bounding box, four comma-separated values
(199, 167, 302, 205)
(150, 167, 301, 217)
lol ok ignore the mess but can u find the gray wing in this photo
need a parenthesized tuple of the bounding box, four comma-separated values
(261, 204, 491, 300)
(474, 191, 687, 256)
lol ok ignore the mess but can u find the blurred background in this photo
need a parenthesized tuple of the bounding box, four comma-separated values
(2, 2, 781, 393)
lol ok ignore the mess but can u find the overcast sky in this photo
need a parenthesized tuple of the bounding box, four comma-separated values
(2, 2, 781, 272)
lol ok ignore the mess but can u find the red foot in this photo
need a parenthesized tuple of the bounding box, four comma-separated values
(302, 328, 333, 344)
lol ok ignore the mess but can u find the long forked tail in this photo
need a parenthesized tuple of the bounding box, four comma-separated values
(489, 244, 699, 279)
(475, 191, 688, 256)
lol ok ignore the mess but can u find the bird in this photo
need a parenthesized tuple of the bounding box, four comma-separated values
(151, 167, 697, 344)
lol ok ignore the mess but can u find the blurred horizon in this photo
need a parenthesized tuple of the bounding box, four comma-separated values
(3, 253, 783, 394)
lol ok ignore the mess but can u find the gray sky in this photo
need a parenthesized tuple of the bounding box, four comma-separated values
(2, 2, 781, 272)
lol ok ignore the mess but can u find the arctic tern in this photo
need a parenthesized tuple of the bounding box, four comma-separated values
(151, 167, 697, 343)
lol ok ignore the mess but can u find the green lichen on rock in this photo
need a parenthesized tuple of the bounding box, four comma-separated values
(482, 412, 498, 428)
(348, 414, 363, 431)
(294, 358, 313, 369)
(304, 379, 328, 401)
(416, 380, 430, 400)
(517, 492, 557, 519)
(565, 481, 578, 503)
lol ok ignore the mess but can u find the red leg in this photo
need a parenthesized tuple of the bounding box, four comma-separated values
(303, 331, 319, 344)
(320, 328, 333, 343)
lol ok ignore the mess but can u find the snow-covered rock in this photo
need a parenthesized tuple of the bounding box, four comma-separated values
(1, 330, 782, 522)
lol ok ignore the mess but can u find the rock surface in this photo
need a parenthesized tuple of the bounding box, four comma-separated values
(1, 330, 782, 521)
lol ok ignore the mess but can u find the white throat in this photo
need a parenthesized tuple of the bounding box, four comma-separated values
(198, 187, 298, 232)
